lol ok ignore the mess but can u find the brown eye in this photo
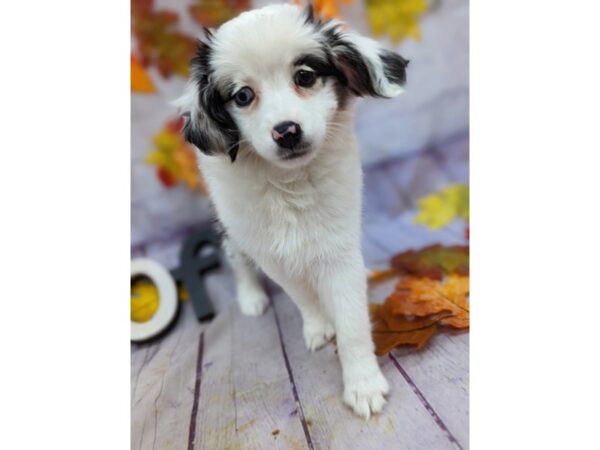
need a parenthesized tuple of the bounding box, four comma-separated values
(294, 70, 317, 88)
(234, 86, 255, 107)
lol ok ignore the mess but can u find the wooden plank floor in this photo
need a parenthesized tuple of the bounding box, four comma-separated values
(132, 268, 468, 450)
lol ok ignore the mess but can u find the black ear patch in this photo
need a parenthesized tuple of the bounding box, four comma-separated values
(199, 83, 240, 162)
(330, 41, 380, 97)
(184, 38, 241, 163)
(182, 113, 208, 153)
(319, 23, 409, 98)
(380, 50, 409, 86)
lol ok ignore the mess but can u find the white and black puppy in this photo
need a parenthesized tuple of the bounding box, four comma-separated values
(176, 3, 408, 419)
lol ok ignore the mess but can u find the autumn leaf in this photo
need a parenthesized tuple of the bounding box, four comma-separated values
(414, 184, 469, 230)
(370, 275, 469, 355)
(145, 117, 208, 194)
(294, 0, 353, 19)
(390, 244, 469, 280)
(367, 268, 400, 283)
(131, 54, 156, 93)
(371, 308, 447, 355)
(189, 0, 250, 27)
(387, 275, 469, 328)
(132, 0, 196, 78)
(365, 0, 428, 44)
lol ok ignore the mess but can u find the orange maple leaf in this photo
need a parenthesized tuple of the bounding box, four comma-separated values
(132, 0, 196, 78)
(131, 54, 155, 93)
(294, 0, 353, 19)
(145, 117, 208, 195)
(189, 0, 250, 27)
(370, 275, 469, 355)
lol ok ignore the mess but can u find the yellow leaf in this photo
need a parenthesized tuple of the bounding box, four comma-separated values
(414, 184, 469, 229)
(146, 118, 209, 194)
(365, 0, 428, 44)
(173, 144, 200, 190)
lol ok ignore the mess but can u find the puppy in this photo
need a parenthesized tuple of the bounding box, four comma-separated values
(176, 4, 408, 419)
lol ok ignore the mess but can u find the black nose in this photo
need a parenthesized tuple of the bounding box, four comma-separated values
(272, 121, 302, 149)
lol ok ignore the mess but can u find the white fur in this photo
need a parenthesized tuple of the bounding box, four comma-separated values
(176, 4, 406, 419)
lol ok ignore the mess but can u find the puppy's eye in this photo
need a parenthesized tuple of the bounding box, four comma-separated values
(233, 87, 255, 107)
(294, 70, 317, 88)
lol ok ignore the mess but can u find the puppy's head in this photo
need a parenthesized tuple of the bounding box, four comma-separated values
(176, 4, 408, 169)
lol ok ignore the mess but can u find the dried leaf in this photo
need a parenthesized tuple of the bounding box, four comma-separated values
(145, 117, 208, 194)
(370, 275, 469, 355)
(365, 0, 428, 44)
(371, 303, 449, 355)
(132, 0, 196, 78)
(131, 54, 155, 93)
(414, 184, 469, 230)
(189, 0, 250, 27)
(390, 244, 469, 280)
(367, 268, 400, 283)
(294, 0, 353, 19)
(372, 316, 440, 355)
(387, 275, 469, 328)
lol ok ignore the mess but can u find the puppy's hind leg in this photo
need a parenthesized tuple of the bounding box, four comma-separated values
(223, 238, 269, 316)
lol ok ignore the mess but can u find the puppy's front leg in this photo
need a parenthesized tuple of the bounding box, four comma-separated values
(319, 252, 389, 419)
(278, 279, 335, 352)
(223, 237, 269, 316)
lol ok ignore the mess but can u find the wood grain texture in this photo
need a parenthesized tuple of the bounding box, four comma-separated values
(393, 333, 469, 449)
(131, 300, 205, 450)
(190, 298, 308, 449)
(271, 289, 460, 450)
(131, 272, 469, 449)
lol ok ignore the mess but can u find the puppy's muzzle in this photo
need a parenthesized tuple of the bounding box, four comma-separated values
(272, 121, 303, 150)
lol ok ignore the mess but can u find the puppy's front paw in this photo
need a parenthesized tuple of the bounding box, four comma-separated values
(343, 367, 389, 420)
(238, 289, 269, 316)
(303, 319, 335, 352)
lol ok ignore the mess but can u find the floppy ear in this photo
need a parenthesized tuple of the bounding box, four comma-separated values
(320, 22, 409, 98)
(173, 37, 241, 162)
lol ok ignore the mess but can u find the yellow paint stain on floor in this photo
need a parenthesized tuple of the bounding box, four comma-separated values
(385, 416, 394, 433)
(237, 418, 256, 433)
(283, 434, 306, 450)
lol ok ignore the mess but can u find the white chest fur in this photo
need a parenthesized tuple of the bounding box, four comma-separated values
(199, 138, 363, 278)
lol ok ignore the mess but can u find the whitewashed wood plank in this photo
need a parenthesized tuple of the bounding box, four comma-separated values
(392, 333, 469, 449)
(130, 264, 243, 450)
(131, 300, 206, 450)
(272, 290, 459, 450)
(191, 300, 308, 449)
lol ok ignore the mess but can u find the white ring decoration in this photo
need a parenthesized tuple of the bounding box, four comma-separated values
(131, 258, 178, 342)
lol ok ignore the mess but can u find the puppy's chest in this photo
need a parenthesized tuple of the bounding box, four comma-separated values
(223, 173, 348, 264)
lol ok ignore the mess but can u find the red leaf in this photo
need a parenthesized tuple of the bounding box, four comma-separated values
(157, 167, 176, 187)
